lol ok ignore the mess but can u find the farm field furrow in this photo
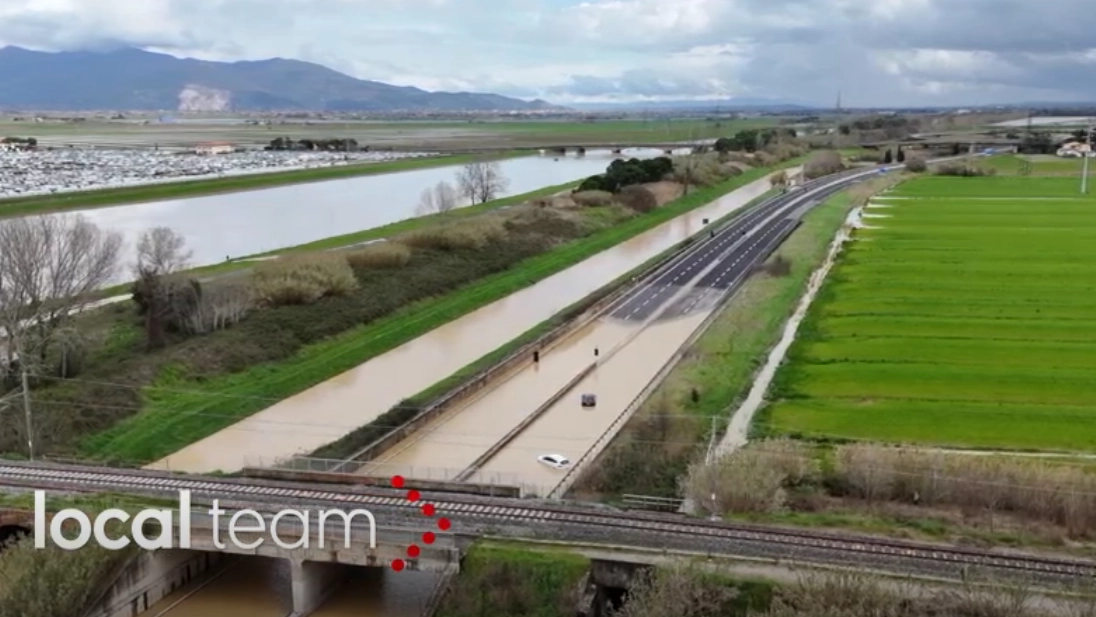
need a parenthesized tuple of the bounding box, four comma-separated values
(817, 299, 1096, 321)
(766, 176, 1096, 451)
(796, 338, 1096, 370)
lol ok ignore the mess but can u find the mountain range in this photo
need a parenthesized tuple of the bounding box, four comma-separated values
(0, 46, 557, 112)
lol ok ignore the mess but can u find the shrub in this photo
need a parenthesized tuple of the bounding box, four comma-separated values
(754, 151, 778, 167)
(178, 281, 253, 334)
(0, 530, 135, 617)
(399, 219, 506, 251)
(683, 439, 816, 515)
(762, 142, 808, 162)
(616, 185, 658, 213)
(934, 162, 995, 176)
(251, 253, 358, 307)
(345, 242, 412, 269)
(803, 150, 846, 179)
(904, 156, 927, 172)
(571, 190, 615, 207)
(831, 444, 1096, 536)
(672, 154, 731, 187)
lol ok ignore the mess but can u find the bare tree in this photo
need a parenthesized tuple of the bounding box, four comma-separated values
(456, 160, 509, 204)
(415, 180, 460, 216)
(132, 227, 191, 351)
(0, 215, 122, 367)
(134, 226, 192, 277)
(0, 215, 120, 458)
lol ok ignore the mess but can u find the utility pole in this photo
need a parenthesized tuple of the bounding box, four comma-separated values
(21, 366, 33, 460)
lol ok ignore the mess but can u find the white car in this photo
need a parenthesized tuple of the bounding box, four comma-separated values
(537, 454, 571, 470)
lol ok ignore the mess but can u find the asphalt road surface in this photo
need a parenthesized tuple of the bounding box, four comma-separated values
(608, 168, 874, 323)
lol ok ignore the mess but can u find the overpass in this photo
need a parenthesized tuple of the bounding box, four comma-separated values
(2, 460, 1095, 593)
(3, 502, 461, 616)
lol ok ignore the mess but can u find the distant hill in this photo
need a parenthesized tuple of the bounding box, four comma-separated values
(0, 46, 559, 112)
(569, 97, 816, 112)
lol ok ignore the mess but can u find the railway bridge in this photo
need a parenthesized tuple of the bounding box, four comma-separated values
(2, 460, 1096, 593)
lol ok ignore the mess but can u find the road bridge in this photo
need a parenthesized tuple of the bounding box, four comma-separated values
(1, 460, 1095, 591)
(2, 503, 460, 616)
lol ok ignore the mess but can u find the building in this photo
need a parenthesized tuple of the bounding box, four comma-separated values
(1056, 141, 1094, 158)
(194, 142, 234, 155)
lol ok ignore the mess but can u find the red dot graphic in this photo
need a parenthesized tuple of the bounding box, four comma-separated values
(393, 486, 445, 574)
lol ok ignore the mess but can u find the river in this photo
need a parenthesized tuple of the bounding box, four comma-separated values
(57, 148, 680, 279)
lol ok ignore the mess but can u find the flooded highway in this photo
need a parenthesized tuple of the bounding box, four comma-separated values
(53, 148, 680, 279)
(478, 311, 710, 494)
(150, 171, 780, 474)
(359, 318, 639, 476)
(136, 558, 434, 617)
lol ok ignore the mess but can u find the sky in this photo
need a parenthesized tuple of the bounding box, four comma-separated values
(2, 0, 1096, 107)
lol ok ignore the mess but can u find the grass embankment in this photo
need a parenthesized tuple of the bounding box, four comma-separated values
(0, 151, 519, 218)
(14, 156, 797, 465)
(573, 182, 878, 499)
(765, 176, 1096, 452)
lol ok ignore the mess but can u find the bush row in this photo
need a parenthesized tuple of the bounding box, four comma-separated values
(687, 440, 1096, 537)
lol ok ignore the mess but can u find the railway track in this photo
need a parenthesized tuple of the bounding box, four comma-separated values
(3, 461, 1095, 583)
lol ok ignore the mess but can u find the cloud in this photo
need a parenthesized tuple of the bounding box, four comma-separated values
(1, 0, 1095, 106)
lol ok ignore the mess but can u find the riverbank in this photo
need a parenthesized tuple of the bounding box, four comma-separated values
(572, 180, 892, 499)
(0, 151, 522, 218)
(91, 179, 582, 297)
(19, 155, 801, 466)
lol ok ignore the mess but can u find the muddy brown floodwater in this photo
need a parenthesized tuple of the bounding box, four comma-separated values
(478, 311, 710, 494)
(136, 557, 434, 617)
(149, 173, 778, 473)
(358, 318, 639, 480)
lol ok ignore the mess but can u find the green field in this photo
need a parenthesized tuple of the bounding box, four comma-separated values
(766, 176, 1096, 452)
(973, 154, 1090, 176)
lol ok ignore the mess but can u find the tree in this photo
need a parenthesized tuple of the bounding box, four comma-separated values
(770, 170, 789, 189)
(132, 227, 191, 351)
(0, 215, 122, 368)
(456, 161, 509, 204)
(0, 215, 121, 456)
(883, 149, 893, 164)
(415, 180, 459, 216)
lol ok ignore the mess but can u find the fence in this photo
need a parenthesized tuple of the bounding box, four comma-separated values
(621, 494, 684, 512)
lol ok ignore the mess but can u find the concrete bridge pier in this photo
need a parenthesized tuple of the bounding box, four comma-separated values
(290, 559, 349, 617)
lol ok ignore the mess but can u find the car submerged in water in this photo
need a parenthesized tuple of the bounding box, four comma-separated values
(537, 454, 571, 470)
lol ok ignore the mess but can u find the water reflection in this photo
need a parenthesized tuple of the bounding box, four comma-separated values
(135, 558, 434, 617)
(57, 148, 682, 278)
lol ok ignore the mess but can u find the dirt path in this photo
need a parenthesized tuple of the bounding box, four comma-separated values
(709, 206, 861, 461)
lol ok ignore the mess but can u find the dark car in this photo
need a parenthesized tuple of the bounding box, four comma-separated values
(581, 394, 597, 407)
